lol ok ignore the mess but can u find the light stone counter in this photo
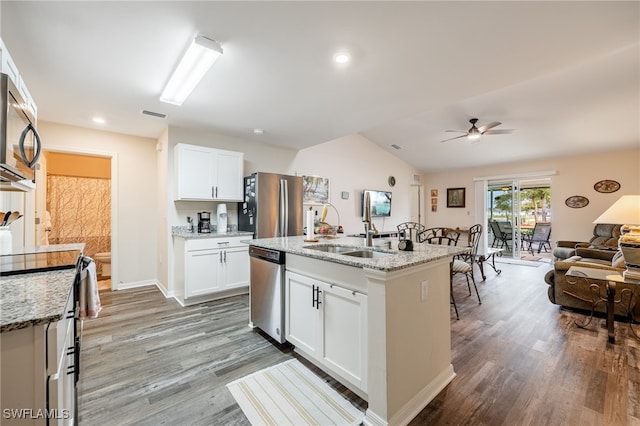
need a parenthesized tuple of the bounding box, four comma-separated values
(0, 269, 77, 332)
(172, 226, 253, 240)
(249, 235, 468, 272)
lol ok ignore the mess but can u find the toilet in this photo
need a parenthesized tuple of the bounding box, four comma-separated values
(94, 252, 111, 278)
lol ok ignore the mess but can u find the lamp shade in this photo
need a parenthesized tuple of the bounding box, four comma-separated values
(593, 195, 640, 225)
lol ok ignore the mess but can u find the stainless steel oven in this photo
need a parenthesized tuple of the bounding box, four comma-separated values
(0, 72, 42, 186)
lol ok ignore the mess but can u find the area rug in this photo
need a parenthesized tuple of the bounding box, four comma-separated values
(227, 359, 364, 426)
(520, 255, 542, 261)
(495, 257, 543, 267)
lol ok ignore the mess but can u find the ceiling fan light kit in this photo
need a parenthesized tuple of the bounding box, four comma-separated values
(440, 117, 514, 143)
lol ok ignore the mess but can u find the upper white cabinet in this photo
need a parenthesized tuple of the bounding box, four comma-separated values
(0, 38, 37, 119)
(174, 143, 243, 201)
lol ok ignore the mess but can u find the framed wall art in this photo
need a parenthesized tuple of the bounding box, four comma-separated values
(447, 188, 465, 208)
(430, 189, 438, 197)
(303, 175, 329, 204)
(565, 195, 589, 208)
(594, 179, 620, 194)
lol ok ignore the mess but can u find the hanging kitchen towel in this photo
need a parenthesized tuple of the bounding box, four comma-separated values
(79, 259, 102, 319)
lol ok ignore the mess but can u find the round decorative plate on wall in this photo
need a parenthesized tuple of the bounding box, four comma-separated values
(565, 195, 589, 208)
(594, 179, 620, 193)
(388, 176, 396, 187)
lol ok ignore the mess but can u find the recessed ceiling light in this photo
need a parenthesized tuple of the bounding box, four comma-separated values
(253, 128, 264, 135)
(333, 52, 351, 64)
(92, 117, 106, 124)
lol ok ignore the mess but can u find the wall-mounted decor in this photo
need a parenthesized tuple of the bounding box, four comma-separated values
(565, 195, 589, 208)
(431, 197, 438, 205)
(431, 205, 437, 212)
(594, 179, 621, 194)
(388, 176, 396, 187)
(303, 175, 329, 204)
(430, 189, 438, 197)
(447, 188, 465, 208)
(341, 191, 349, 200)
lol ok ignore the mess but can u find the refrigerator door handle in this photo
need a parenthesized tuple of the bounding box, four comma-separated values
(283, 179, 289, 237)
(279, 179, 285, 237)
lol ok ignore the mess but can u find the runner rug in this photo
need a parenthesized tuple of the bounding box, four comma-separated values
(227, 359, 364, 426)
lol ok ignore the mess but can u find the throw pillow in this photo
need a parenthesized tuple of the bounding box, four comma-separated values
(612, 251, 625, 269)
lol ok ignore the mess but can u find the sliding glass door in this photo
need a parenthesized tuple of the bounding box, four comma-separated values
(487, 178, 551, 259)
(487, 181, 521, 258)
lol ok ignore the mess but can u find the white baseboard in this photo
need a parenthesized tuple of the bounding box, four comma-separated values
(364, 364, 456, 426)
(113, 279, 172, 297)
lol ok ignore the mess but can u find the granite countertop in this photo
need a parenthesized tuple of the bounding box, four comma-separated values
(8, 243, 85, 255)
(172, 227, 253, 239)
(0, 269, 77, 333)
(249, 236, 468, 272)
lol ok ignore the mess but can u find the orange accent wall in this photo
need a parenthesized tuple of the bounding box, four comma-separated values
(45, 152, 111, 178)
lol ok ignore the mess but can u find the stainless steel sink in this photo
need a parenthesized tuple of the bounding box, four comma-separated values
(341, 250, 393, 259)
(304, 244, 359, 254)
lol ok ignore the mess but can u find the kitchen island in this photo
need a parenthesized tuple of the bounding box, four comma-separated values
(249, 236, 467, 426)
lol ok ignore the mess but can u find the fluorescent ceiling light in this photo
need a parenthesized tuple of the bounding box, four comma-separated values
(160, 35, 223, 106)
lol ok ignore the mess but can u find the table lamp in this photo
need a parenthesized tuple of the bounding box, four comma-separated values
(593, 195, 640, 280)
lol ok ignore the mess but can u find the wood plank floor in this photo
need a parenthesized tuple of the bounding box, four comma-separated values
(78, 260, 640, 425)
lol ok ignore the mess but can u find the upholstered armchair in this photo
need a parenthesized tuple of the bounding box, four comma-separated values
(544, 248, 640, 320)
(552, 224, 621, 261)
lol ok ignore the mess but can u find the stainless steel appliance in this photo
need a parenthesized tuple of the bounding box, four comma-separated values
(249, 245, 286, 343)
(0, 73, 42, 188)
(197, 211, 211, 233)
(238, 172, 304, 238)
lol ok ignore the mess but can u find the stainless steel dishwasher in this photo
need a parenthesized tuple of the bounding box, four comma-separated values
(249, 246, 286, 343)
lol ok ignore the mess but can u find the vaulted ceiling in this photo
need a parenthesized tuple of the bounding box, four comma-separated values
(2, 1, 638, 172)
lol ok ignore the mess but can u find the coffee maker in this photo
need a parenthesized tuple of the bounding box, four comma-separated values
(198, 212, 212, 233)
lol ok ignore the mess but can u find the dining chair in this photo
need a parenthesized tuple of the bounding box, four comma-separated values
(422, 232, 460, 320)
(451, 223, 482, 306)
(521, 222, 552, 255)
(418, 227, 461, 245)
(397, 222, 426, 242)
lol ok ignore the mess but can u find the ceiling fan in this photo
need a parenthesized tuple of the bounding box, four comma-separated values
(440, 118, 514, 143)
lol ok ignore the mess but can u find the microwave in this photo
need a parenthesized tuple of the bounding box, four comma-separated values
(0, 72, 41, 187)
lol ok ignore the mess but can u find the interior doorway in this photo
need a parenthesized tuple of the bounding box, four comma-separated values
(37, 151, 113, 290)
(487, 177, 552, 261)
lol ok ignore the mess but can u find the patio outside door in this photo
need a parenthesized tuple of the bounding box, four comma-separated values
(487, 178, 552, 260)
(487, 180, 521, 259)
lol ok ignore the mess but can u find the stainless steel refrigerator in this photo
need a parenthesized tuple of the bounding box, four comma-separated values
(238, 172, 304, 238)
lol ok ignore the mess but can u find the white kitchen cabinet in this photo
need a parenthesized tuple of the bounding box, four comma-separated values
(174, 235, 249, 305)
(1, 38, 37, 119)
(1, 286, 76, 426)
(285, 271, 367, 391)
(174, 143, 243, 201)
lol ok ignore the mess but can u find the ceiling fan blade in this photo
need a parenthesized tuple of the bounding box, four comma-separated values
(478, 121, 502, 133)
(483, 129, 514, 135)
(444, 129, 466, 133)
(440, 134, 468, 143)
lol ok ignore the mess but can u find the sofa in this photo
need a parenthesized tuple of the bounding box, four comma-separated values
(552, 224, 621, 261)
(545, 247, 640, 320)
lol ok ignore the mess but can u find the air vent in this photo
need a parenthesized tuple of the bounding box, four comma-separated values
(141, 110, 167, 119)
(391, 144, 401, 150)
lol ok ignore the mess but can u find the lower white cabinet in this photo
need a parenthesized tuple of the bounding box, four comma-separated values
(1, 285, 76, 426)
(174, 236, 249, 305)
(285, 271, 367, 392)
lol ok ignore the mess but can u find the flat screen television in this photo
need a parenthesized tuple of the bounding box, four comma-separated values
(362, 189, 392, 217)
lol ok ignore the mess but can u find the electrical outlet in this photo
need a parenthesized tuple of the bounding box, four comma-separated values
(421, 280, 429, 301)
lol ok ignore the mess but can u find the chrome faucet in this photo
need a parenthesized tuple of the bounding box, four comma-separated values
(362, 191, 378, 247)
